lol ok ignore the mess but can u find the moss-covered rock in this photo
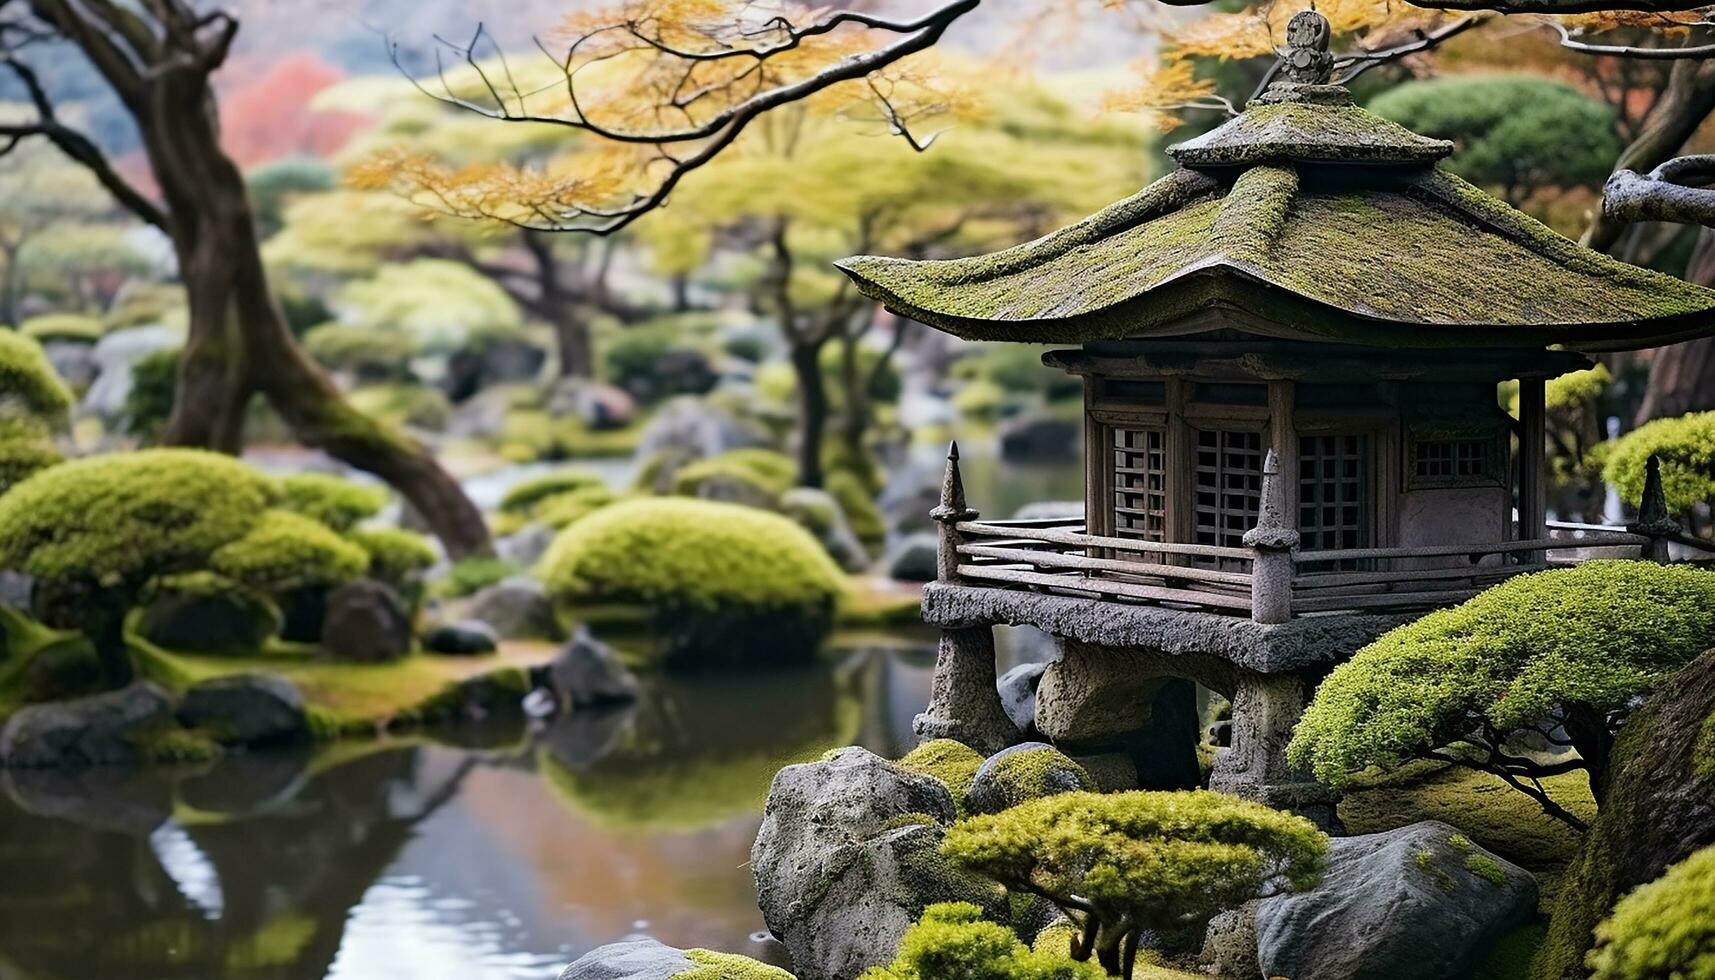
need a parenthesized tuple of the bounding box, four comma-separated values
(1587, 845, 1715, 980)
(672, 448, 797, 506)
(499, 469, 607, 516)
(536, 498, 844, 666)
(137, 573, 283, 654)
(965, 742, 1096, 815)
(898, 739, 985, 817)
(1533, 648, 1715, 979)
(278, 473, 387, 532)
(678, 949, 796, 979)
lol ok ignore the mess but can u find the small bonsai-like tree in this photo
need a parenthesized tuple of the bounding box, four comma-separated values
(941, 790, 1327, 978)
(1587, 845, 1715, 980)
(0, 449, 279, 682)
(864, 902, 1106, 980)
(1289, 561, 1715, 831)
(1604, 411, 1715, 527)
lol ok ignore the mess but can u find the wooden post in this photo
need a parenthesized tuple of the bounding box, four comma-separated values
(1518, 376, 1547, 562)
(931, 441, 977, 582)
(1629, 454, 1681, 564)
(1245, 449, 1298, 625)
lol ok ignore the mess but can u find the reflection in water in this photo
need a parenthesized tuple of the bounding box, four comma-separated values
(0, 643, 933, 980)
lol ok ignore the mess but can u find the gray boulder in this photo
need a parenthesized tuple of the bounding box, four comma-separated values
(424, 620, 499, 656)
(1206, 820, 1537, 980)
(497, 523, 557, 569)
(781, 487, 869, 572)
(138, 587, 280, 653)
(82, 324, 178, 419)
(321, 580, 413, 661)
(548, 627, 640, 708)
(965, 741, 1094, 815)
(883, 532, 938, 582)
(41, 339, 97, 391)
(178, 674, 308, 746)
(557, 939, 696, 980)
(996, 662, 1046, 737)
(467, 577, 561, 641)
(751, 746, 1006, 980)
(0, 682, 176, 768)
(635, 395, 767, 462)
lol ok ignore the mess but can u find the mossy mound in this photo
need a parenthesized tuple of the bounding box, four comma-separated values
(210, 510, 369, 593)
(863, 902, 1106, 980)
(0, 330, 74, 420)
(499, 469, 608, 514)
(278, 473, 387, 531)
(18, 313, 104, 345)
(0, 422, 62, 496)
(347, 527, 437, 589)
(967, 744, 1096, 815)
(536, 498, 845, 666)
(677, 949, 796, 980)
(432, 557, 517, 599)
(672, 448, 797, 502)
(1587, 846, 1715, 980)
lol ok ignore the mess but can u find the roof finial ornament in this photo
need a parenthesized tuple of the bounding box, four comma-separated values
(1257, 10, 1349, 106)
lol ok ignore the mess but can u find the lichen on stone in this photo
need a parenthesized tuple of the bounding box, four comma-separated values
(898, 739, 985, 815)
(675, 949, 796, 979)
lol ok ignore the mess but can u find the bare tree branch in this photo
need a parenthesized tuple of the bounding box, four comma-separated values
(1407, 0, 1711, 13)
(1546, 19, 1715, 59)
(1605, 154, 1715, 226)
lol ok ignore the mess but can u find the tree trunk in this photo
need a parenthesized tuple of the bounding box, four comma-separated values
(1585, 58, 1715, 255)
(138, 69, 492, 557)
(522, 230, 595, 379)
(837, 333, 870, 465)
(1636, 228, 1715, 424)
(791, 340, 828, 489)
(1564, 704, 1615, 808)
(1, 244, 21, 329)
(85, 586, 136, 688)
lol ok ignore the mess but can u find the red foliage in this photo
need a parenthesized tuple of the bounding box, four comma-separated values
(218, 52, 372, 169)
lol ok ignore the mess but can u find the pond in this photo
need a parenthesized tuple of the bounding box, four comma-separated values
(0, 632, 1054, 980)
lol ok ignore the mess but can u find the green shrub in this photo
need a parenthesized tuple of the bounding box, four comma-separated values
(500, 469, 608, 515)
(435, 556, 518, 598)
(348, 527, 438, 587)
(0, 330, 73, 420)
(1545, 365, 1612, 412)
(863, 902, 1106, 980)
(0, 421, 61, 496)
(279, 473, 388, 531)
(900, 739, 985, 815)
(1289, 562, 1715, 824)
(952, 379, 1008, 425)
(942, 790, 1327, 975)
(348, 383, 452, 432)
(19, 312, 104, 344)
(119, 347, 180, 438)
(210, 510, 369, 592)
(302, 323, 416, 379)
(535, 497, 845, 665)
(953, 345, 1081, 402)
(672, 448, 797, 502)
(534, 484, 618, 530)
(1588, 845, 1715, 980)
(1604, 411, 1715, 515)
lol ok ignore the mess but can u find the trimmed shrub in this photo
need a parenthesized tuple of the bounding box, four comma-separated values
(348, 383, 452, 432)
(119, 347, 180, 438)
(279, 473, 387, 531)
(348, 527, 438, 587)
(500, 469, 608, 515)
(863, 902, 1106, 980)
(1289, 562, 1715, 820)
(942, 790, 1327, 973)
(210, 510, 369, 592)
(536, 497, 844, 665)
(1604, 411, 1715, 515)
(672, 448, 797, 502)
(434, 556, 518, 599)
(302, 323, 416, 380)
(19, 312, 104, 344)
(0, 330, 74, 420)
(0, 420, 62, 497)
(1588, 845, 1715, 980)
(534, 484, 619, 530)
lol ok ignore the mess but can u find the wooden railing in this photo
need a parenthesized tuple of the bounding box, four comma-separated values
(929, 445, 1710, 624)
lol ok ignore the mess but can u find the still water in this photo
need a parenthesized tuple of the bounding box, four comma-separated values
(0, 635, 1046, 980)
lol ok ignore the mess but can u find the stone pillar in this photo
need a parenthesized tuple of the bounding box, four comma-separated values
(1208, 670, 1341, 831)
(1245, 450, 1298, 625)
(914, 625, 1017, 755)
(1629, 454, 1681, 565)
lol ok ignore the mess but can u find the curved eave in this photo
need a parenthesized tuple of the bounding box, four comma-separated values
(834, 259, 1715, 354)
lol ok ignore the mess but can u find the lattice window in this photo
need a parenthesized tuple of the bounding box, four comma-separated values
(1300, 434, 1370, 556)
(1413, 438, 1490, 482)
(1111, 426, 1166, 542)
(1193, 429, 1263, 556)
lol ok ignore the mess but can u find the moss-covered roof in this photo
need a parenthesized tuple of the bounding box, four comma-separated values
(836, 96, 1715, 352)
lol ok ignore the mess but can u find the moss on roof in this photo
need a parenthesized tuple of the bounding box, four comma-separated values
(836, 163, 1715, 350)
(1169, 99, 1453, 167)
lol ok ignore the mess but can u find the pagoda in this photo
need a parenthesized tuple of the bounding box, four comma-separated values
(836, 12, 1715, 826)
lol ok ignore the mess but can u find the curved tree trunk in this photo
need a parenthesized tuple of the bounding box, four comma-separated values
(134, 60, 492, 556)
(1636, 228, 1715, 425)
(1585, 58, 1715, 255)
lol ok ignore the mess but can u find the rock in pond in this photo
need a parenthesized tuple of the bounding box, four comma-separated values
(467, 576, 561, 641)
(320, 579, 413, 661)
(882, 532, 937, 583)
(999, 415, 1080, 461)
(965, 741, 1094, 815)
(751, 746, 1005, 980)
(178, 674, 308, 746)
(546, 627, 640, 709)
(1204, 819, 1537, 980)
(423, 619, 500, 656)
(557, 938, 791, 980)
(0, 682, 177, 768)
